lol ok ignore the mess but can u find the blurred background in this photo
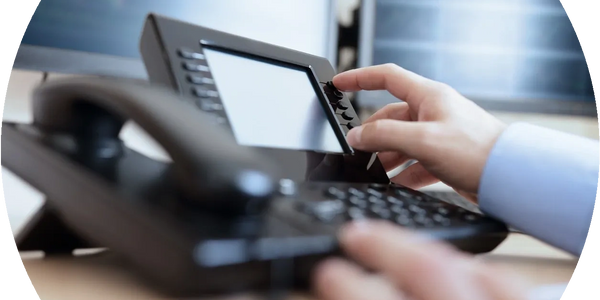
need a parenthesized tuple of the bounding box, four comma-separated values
(3, 0, 598, 234)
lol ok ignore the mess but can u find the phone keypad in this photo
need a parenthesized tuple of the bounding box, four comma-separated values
(294, 183, 483, 229)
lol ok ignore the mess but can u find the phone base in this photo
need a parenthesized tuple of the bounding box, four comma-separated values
(16, 204, 96, 255)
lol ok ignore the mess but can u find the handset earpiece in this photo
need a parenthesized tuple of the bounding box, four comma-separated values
(31, 77, 279, 215)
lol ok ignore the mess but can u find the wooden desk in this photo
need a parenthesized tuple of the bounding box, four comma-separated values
(21, 233, 577, 300)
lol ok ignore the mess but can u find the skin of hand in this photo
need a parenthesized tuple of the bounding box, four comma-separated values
(333, 64, 507, 201)
(312, 221, 531, 300)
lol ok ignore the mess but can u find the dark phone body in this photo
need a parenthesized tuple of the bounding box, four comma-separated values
(1, 14, 510, 297)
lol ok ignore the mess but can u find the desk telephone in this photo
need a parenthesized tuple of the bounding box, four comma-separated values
(1, 14, 509, 296)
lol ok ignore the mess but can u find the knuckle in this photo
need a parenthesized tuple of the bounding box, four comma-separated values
(432, 82, 457, 97)
(411, 123, 430, 141)
(419, 124, 444, 147)
(381, 63, 403, 74)
(361, 120, 397, 147)
(369, 119, 393, 137)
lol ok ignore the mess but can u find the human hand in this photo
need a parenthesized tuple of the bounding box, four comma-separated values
(334, 64, 506, 199)
(313, 221, 530, 300)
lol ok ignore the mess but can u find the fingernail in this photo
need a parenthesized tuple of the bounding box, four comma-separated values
(346, 126, 363, 146)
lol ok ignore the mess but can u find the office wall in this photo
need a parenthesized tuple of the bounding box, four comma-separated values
(334, 0, 599, 140)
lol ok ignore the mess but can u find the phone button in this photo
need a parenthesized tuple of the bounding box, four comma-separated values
(346, 122, 359, 130)
(337, 101, 349, 110)
(296, 200, 345, 222)
(178, 48, 205, 60)
(278, 179, 297, 196)
(193, 88, 219, 98)
(368, 183, 389, 191)
(183, 62, 210, 72)
(325, 81, 344, 100)
(324, 186, 347, 200)
(208, 115, 227, 125)
(348, 187, 366, 198)
(188, 74, 214, 85)
(347, 207, 366, 220)
(196, 99, 223, 111)
(340, 112, 353, 121)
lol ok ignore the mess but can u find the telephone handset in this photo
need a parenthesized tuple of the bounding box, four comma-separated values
(31, 77, 279, 215)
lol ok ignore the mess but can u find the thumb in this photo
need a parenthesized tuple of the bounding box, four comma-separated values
(347, 119, 434, 158)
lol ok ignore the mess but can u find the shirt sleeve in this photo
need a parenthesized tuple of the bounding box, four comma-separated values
(478, 122, 598, 256)
(528, 283, 572, 300)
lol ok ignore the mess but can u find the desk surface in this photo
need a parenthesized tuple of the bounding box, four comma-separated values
(21, 233, 577, 300)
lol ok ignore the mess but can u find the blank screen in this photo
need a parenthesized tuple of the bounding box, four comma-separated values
(203, 48, 344, 154)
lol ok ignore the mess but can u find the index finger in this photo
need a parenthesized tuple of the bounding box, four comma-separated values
(332, 64, 435, 105)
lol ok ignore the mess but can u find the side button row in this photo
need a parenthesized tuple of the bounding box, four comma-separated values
(177, 48, 224, 118)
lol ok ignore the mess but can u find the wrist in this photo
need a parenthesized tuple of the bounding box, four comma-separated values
(470, 119, 508, 193)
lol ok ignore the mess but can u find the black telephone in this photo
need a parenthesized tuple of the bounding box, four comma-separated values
(1, 14, 509, 297)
